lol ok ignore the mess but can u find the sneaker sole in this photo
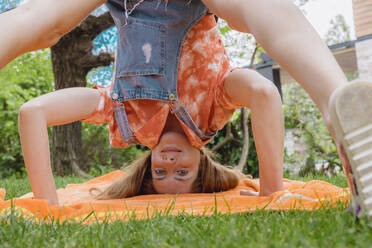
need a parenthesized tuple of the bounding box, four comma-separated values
(329, 81, 372, 218)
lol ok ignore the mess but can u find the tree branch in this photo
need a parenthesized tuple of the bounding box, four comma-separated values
(236, 108, 250, 172)
(212, 122, 234, 152)
(71, 159, 93, 179)
(80, 12, 115, 39)
(69, 144, 93, 179)
(81, 52, 114, 72)
(249, 43, 259, 69)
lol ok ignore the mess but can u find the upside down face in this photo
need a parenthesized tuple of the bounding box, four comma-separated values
(151, 131, 200, 194)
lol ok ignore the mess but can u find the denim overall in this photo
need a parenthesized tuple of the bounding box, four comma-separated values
(106, 0, 217, 144)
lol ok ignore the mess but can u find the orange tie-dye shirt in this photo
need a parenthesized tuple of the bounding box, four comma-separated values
(83, 14, 242, 149)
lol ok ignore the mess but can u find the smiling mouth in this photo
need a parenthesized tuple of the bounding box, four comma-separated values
(161, 146, 182, 152)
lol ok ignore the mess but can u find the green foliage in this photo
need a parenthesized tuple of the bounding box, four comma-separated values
(283, 83, 341, 176)
(217, 20, 260, 67)
(207, 111, 259, 177)
(325, 14, 351, 46)
(0, 50, 54, 178)
(82, 121, 144, 174)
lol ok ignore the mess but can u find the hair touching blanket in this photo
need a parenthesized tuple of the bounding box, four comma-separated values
(0, 171, 349, 224)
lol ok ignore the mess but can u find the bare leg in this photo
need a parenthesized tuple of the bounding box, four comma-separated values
(0, 0, 105, 69)
(202, 0, 347, 134)
(224, 69, 284, 196)
(18, 88, 100, 205)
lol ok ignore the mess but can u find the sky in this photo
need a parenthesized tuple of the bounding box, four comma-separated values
(304, 0, 355, 39)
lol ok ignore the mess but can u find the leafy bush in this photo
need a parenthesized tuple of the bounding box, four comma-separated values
(207, 111, 259, 177)
(0, 50, 54, 178)
(282, 83, 341, 176)
(82, 122, 144, 173)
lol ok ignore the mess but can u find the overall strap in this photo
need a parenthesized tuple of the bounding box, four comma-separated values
(170, 104, 217, 141)
(113, 102, 137, 144)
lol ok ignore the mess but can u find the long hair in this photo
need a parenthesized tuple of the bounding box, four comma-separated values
(91, 149, 243, 200)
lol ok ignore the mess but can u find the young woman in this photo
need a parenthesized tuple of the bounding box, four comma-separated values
(18, 8, 284, 205)
(3, 0, 371, 217)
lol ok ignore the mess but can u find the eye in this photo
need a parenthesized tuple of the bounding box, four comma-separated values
(154, 168, 166, 175)
(176, 169, 189, 176)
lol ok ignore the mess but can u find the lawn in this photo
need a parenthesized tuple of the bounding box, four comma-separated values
(0, 174, 371, 247)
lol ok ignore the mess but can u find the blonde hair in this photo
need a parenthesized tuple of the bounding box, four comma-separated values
(91, 149, 243, 200)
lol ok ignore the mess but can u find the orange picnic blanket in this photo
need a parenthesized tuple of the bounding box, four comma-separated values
(0, 171, 350, 223)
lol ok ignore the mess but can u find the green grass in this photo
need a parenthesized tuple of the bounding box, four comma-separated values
(0, 175, 85, 200)
(0, 174, 371, 248)
(290, 174, 349, 188)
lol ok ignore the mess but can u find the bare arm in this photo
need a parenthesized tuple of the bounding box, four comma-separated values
(225, 69, 284, 196)
(18, 88, 100, 205)
(203, 0, 352, 188)
(0, 0, 106, 69)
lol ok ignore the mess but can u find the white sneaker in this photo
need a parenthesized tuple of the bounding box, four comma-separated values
(329, 81, 372, 219)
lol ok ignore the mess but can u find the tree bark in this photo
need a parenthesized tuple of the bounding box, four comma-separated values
(50, 13, 114, 177)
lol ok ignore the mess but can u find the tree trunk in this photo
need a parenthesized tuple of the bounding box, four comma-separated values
(50, 13, 114, 177)
(52, 123, 83, 176)
(51, 43, 90, 176)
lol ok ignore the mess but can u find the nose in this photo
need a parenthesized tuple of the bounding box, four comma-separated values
(162, 152, 178, 164)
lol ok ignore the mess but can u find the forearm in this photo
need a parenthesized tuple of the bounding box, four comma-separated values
(224, 69, 284, 196)
(18, 88, 100, 205)
(0, 0, 106, 69)
(18, 102, 59, 205)
(252, 89, 284, 197)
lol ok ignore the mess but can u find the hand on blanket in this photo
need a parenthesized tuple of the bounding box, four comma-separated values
(240, 190, 259, 196)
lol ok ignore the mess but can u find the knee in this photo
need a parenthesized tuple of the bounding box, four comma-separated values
(226, 69, 261, 88)
(229, 69, 277, 96)
(252, 77, 280, 102)
(226, 69, 280, 106)
(18, 101, 44, 123)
